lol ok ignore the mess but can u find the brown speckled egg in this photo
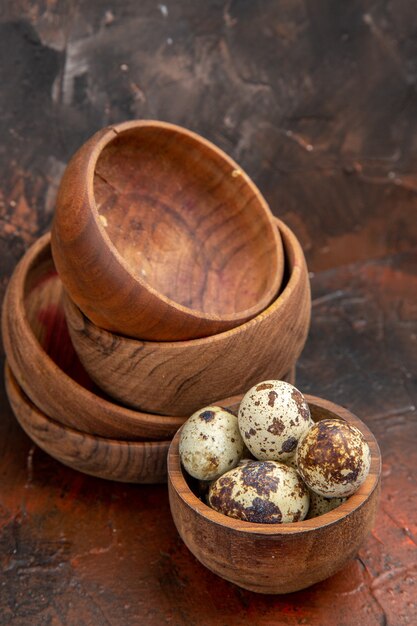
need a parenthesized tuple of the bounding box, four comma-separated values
(296, 419, 371, 498)
(238, 380, 313, 461)
(208, 460, 310, 523)
(306, 491, 347, 519)
(179, 406, 244, 481)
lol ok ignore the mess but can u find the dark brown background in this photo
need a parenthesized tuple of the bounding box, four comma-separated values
(0, 1, 416, 625)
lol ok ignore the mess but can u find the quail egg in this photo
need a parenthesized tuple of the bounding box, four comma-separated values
(296, 419, 371, 497)
(306, 491, 347, 519)
(238, 380, 313, 461)
(208, 460, 310, 523)
(179, 406, 244, 481)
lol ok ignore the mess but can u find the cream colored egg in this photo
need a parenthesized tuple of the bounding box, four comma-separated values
(238, 380, 313, 461)
(208, 460, 310, 523)
(179, 406, 244, 481)
(307, 491, 347, 519)
(296, 419, 371, 498)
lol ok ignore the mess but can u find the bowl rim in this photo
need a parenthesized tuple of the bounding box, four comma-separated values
(5, 362, 172, 450)
(4, 359, 171, 450)
(82, 118, 283, 323)
(167, 394, 381, 535)
(1, 231, 185, 436)
(2, 216, 303, 438)
(65, 216, 305, 350)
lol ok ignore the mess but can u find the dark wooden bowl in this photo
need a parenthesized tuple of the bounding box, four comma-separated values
(64, 218, 311, 417)
(4, 364, 170, 483)
(168, 395, 381, 594)
(51, 120, 284, 341)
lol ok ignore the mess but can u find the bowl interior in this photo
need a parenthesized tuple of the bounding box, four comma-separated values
(171, 395, 381, 533)
(93, 124, 278, 315)
(23, 244, 98, 392)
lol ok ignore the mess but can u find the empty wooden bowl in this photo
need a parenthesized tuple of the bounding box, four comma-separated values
(168, 395, 381, 594)
(64, 217, 311, 417)
(4, 364, 170, 483)
(51, 120, 284, 341)
(4, 369, 294, 485)
(1, 232, 296, 441)
(1, 233, 183, 440)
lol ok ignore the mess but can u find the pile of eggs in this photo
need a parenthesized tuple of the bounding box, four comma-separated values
(179, 381, 371, 523)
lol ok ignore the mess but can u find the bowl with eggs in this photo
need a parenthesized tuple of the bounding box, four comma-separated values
(167, 381, 381, 594)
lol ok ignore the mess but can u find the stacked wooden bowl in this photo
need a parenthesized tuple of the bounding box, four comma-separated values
(3, 120, 311, 483)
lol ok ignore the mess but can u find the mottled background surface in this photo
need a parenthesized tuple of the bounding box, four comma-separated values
(0, 1, 416, 625)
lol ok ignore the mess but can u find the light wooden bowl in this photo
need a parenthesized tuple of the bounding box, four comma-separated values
(51, 120, 284, 341)
(1, 233, 183, 440)
(64, 218, 310, 417)
(4, 364, 170, 483)
(168, 395, 381, 594)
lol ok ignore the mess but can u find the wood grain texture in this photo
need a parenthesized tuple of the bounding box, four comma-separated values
(0, 248, 414, 626)
(4, 364, 170, 484)
(168, 395, 381, 594)
(0, 2, 416, 624)
(1, 231, 295, 439)
(51, 120, 284, 341)
(1, 233, 185, 440)
(64, 217, 310, 416)
(4, 364, 294, 485)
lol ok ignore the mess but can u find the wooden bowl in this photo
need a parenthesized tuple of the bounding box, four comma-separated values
(1, 233, 185, 440)
(51, 120, 284, 341)
(1, 232, 296, 442)
(168, 395, 381, 594)
(4, 367, 294, 485)
(64, 217, 311, 417)
(4, 364, 170, 483)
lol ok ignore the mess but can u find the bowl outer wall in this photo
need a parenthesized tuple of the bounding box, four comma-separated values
(1, 233, 186, 440)
(4, 363, 170, 484)
(51, 120, 283, 341)
(167, 395, 381, 594)
(64, 217, 311, 417)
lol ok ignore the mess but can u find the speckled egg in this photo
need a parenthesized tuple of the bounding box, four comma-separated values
(208, 460, 310, 523)
(238, 380, 313, 461)
(296, 419, 371, 497)
(306, 491, 347, 519)
(179, 406, 244, 481)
